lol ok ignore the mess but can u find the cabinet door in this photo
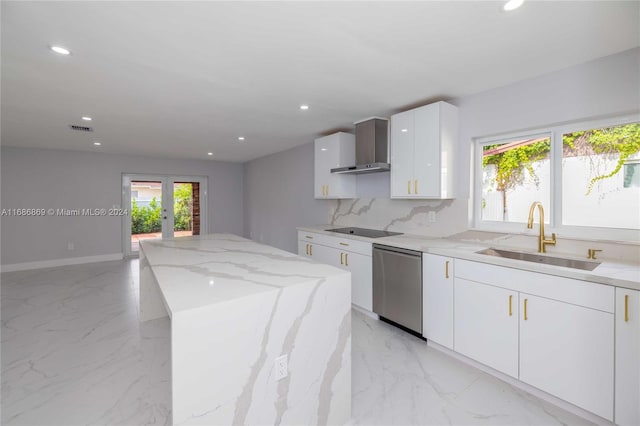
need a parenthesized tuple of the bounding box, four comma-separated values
(615, 288, 640, 426)
(423, 254, 454, 348)
(298, 240, 309, 257)
(413, 103, 441, 198)
(314, 133, 356, 199)
(341, 250, 372, 312)
(314, 136, 332, 199)
(454, 278, 518, 377)
(519, 293, 614, 421)
(390, 110, 415, 198)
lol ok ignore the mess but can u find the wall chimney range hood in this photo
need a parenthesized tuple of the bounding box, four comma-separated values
(331, 117, 390, 175)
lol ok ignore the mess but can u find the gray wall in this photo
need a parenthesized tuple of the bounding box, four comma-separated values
(243, 48, 640, 251)
(1, 147, 243, 265)
(243, 142, 328, 253)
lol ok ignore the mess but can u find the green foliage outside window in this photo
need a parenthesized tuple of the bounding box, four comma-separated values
(483, 123, 640, 211)
(131, 184, 193, 235)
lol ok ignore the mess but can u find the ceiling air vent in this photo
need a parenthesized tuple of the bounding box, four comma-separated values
(69, 124, 93, 132)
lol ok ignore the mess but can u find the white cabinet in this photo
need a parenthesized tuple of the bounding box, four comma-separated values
(454, 277, 519, 378)
(615, 288, 640, 426)
(453, 259, 615, 421)
(335, 248, 373, 312)
(390, 101, 457, 199)
(422, 254, 454, 349)
(297, 231, 372, 311)
(519, 293, 614, 421)
(314, 132, 356, 199)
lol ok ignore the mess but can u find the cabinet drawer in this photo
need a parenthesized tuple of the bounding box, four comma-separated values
(323, 237, 371, 256)
(455, 259, 614, 313)
(297, 231, 372, 256)
(297, 231, 334, 248)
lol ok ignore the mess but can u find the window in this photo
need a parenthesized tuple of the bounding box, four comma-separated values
(475, 116, 640, 239)
(480, 134, 551, 224)
(562, 123, 640, 230)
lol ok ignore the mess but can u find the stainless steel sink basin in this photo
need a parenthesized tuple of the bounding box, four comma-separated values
(476, 248, 601, 271)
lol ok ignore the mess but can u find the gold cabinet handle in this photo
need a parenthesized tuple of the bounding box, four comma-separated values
(509, 295, 513, 316)
(414, 180, 418, 194)
(445, 260, 450, 279)
(305, 244, 309, 255)
(340, 252, 344, 265)
(339, 242, 349, 246)
(345, 253, 349, 266)
(407, 180, 411, 194)
(305, 235, 313, 239)
(625, 294, 630, 322)
(309, 245, 312, 256)
(524, 298, 528, 321)
(326, 185, 329, 196)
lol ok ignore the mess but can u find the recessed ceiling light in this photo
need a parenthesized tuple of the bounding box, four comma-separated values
(93, 141, 101, 146)
(503, 0, 524, 11)
(238, 136, 245, 141)
(401, 129, 408, 133)
(299, 105, 309, 110)
(82, 116, 92, 121)
(50, 45, 71, 55)
(207, 152, 213, 156)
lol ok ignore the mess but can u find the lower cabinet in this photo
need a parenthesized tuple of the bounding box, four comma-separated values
(453, 259, 617, 422)
(615, 288, 640, 426)
(454, 278, 519, 378)
(297, 232, 372, 311)
(423, 254, 454, 349)
(341, 250, 373, 312)
(519, 293, 614, 421)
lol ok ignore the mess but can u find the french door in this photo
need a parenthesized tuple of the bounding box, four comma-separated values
(122, 174, 207, 256)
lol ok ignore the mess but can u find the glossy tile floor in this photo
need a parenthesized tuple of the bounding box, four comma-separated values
(1, 259, 594, 425)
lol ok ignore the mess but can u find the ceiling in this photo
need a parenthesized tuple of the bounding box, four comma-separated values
(2, 1, 639, 163)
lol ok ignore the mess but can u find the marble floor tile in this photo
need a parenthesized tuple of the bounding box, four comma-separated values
(2, 259, 594, 425)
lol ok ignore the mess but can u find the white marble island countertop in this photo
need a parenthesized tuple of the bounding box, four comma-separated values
(298, 225, 640, 291)
(139, 233, 352, 425)
(141, 233, 349, 316)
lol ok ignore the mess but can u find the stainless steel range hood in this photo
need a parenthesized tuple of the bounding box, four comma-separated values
(331, 117, 389, 174)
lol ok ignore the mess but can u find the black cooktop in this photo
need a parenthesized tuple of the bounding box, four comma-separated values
(325, 227, 403, 238)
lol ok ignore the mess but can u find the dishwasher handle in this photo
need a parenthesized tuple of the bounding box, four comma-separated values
(373, 244, 421, 258)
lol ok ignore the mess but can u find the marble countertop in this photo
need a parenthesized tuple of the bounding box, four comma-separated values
(298, 225, 640, 291)
(140, 233, 349, 314)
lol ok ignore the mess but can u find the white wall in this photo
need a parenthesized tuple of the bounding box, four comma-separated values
(0, 147, 244, 266)
(243, 48, 639, 252)
(243, 142, 328, 253)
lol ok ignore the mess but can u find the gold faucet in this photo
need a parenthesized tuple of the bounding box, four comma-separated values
(527, 201, 556, 253)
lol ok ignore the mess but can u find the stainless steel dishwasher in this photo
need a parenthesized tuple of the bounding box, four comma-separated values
(372, 244, 423, 335)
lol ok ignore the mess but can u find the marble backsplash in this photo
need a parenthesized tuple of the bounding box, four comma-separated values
(327, 198, 640, 263)
(328, 198, 469, 237)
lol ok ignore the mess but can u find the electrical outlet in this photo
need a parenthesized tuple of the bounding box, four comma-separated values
(67, 242, 75, 251)
(274, 354, 288, 381)
(428, 211, 437, 223)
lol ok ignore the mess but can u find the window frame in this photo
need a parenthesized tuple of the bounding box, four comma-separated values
(472, 113, 640, 243)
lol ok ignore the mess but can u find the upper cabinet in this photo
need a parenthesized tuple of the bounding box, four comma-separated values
(390, 101, 458, 199)
(314, 132, 356, 199)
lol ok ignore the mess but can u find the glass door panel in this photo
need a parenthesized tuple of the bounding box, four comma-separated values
(123, 174, 207, 256)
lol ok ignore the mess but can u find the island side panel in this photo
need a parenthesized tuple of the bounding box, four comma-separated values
(139, 245, 170, 322)
(171, 272, 351, 426)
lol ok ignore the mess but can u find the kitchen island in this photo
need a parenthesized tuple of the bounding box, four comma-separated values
(139, 234, 351, 426)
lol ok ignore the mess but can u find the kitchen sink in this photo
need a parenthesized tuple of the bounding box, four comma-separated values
(476, 248, 601, 271)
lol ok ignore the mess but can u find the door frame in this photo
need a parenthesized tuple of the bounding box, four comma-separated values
(122, 173, 208, 257)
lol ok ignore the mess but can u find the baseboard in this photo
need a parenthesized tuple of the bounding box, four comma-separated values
(1, 253, 124, 273)
(351, 304, 379, 320)
(426, 340, 614, 426)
